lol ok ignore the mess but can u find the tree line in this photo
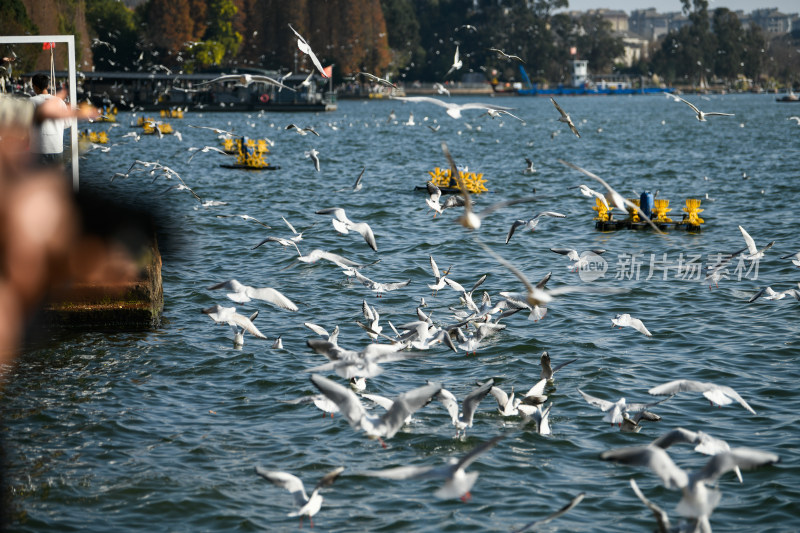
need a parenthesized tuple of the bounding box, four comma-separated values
(5, 0, 796, 87)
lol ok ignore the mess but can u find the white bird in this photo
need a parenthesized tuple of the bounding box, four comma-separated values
(251, 236, 300, 255)
(425, 182, 444, 216)
(488, 385, 522, 416)
(232, 310, 259, 347)
(342, 166, 366, 192)
(433, 82, 450, 96)
(202, 304, 267, 340)
(652, 427, 744, 483)
(550, 248, 607, 272)
(738, 225, 774, 261)
(505, 212, 566, 243)
(601, 444, 778, 523)
(216, 213, 271, 228)
(405, 112, 415, 126)
(511, 492, 585, 533)
(194, 73, 294, 91)
(445, 45, 462, 77)
(271, 336, 283, 349)
(780, 249, 800, 266)
(788, 116, 800, 125)
(309, 374, 441, 446)
(353, 270, 410, 298)
(648, 379, 756, 414)
(440, 142, 537, 230)
(612, 313, 652, 337)
(628, 478, 679, 533)
(305, 339, 415, 379)
(187, 145, 228, 162)
(748, 286, 800, 303)
(559, 160, 665, 234)
(305, 148, 321, 172)
(519, 402, 552, 435)
(297, 249, 363, 269)
(286, 123, 320, 137)
(361, 299, 382, 341)
(435, 379, 494, 435)
(578, 389, 668, 427)
(361, 435, 503, 501)
(284, 393, 339, 418)
(427, 255, 453, 296)
(254, 466, 344, 529)
(550, 97, 580, 137)
(483, 108, 525, 122)
(315, 207, 377, 251)
(489, 47, 525, 63)
(539, 351, 577, 382)
(523, 158, 536, 174)
(568, 184, 610, 210)
(392, 95, 517, 119)
(163, 183, 202, 202)
(358, 71, 397, 88)
(668, 94, 734, 121)
(288, 24, 329, 78)
(207, 279, 298, 311)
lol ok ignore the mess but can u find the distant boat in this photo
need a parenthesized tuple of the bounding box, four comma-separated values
(777, 89, 799, 102)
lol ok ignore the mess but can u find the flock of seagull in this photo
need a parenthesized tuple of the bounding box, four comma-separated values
(91, 34, 800, 531)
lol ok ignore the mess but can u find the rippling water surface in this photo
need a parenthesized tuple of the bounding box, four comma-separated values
(2, 94, 799, 532)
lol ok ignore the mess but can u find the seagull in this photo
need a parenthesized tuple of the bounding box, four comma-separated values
(341, 166, 366, 192)
(748, 286, 800, 303)
(559, 160, 665, 234)
(425, 181, 444, 216)
(568, 184, 610, 210)
(297, 249, 364, 269)
(789, 116, 800, 125)
(488, 384, 522, 416)
(252, 236, 300, 255)
(391, 95, 517, 119)
(435, 379, 494, 436)
(519, 402, 552, 435)
(433, 82, 450, 96)
(305, 148, 321, 171)
(299, 70, 315, 88)
(427, 255, 453, 295)
(284, 393, 339, 418)
(550, 98, 580, 137)
(612, 313, 652, 337)
(488, 47, 525, 63)
(648, 379, 756, 414)
(360, 435, 503, 501)
(229, 309, 259, 347)
(668, 94, 734, 121)
(578, 388, 669, 427)
(207, 279, 298, 311)
(550, 248, 607, 272)
(780, 249, 800, 266)
(202, 305, 267, 340)
(511, 492, 585, 533)
(272, 336, 283, 349)
(304, 322, 340, 345)
(305, 339, 418, 379)
(286, 123, 320, 136)
(738, 225, 774, 261)
(482, 108, 525, 122)
(309, 374, 441, 446)
(361, 299, 382, 341)
(358, 72, 397, 88)
(652, 427, 744, 483)
(353, 270, 410, 298)
(288, 24, 329, 78)
(628, 478, 677, 533)
(523, 158, 536, 174)
(445, 45, 462, 77)
(254, 466, 344, 529)
(315, 207, 377, 251)
(440, 142, 537, 230)
(600, 444, 778, 523)
(505, 212, 566, 243)
(194, 73, 294, 91)
(187, 145, 228, 162)
(216, 213, 271, 228)
(187, 124, 238, 136)
(539, 351, 577, 382)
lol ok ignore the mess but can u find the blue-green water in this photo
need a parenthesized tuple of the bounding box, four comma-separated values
(2, 94, 799, 531)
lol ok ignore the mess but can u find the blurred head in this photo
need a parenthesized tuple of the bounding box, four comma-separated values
(31, 74, 49, 94)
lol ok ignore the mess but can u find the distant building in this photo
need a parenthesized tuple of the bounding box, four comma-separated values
(739, 8, 798, 35)
(629, 9, 689, 42)
(613, 31, 650, 67)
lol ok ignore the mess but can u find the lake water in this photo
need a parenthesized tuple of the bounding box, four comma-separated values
(2, 93, 799, 532)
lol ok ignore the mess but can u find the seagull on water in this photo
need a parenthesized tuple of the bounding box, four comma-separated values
(523, 158, 536, 174)
(435, 379, 494, 437)
(578, 388, 669, 427)
(361, 436, 503, 501)
(207, 279, 298, 310)
(305, 339, 417, 379)
(539, 351, 577, 382)
(254, 466, 344, 529)
(648, 379, 756, 414)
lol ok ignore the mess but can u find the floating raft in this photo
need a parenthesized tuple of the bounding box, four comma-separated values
(220, 164, 280, 170)
(423, 166, 488, 194)
(592, 197, 704, 233)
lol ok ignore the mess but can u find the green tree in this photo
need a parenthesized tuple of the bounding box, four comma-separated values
(741, 23, 766, 83)
(0, 0, 39, 73)
(86, 0, 138, 71)
(574, 13, 625, 75)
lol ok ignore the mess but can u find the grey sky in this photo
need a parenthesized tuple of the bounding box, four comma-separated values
(562, 1, 798, 15)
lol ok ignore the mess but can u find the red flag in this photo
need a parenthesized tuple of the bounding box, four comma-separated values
(43, 42, 55, 50)
(322, 65, 333, 78)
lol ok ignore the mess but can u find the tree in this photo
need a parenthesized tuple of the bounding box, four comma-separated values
(86, 0, 138, 71)
(574, 13, 625, 75)
(711, 8, 744, 82)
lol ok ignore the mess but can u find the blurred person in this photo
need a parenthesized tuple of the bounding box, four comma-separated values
(29, 73, 72, 167)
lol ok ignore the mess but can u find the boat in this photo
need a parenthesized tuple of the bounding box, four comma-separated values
(514, 63, 673, 96)
(776, 89, 799, 102)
